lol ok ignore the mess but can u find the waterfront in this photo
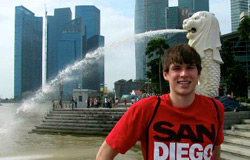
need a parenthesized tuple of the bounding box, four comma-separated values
(0, 103, 142, 160)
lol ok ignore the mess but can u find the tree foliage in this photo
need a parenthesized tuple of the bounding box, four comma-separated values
(226, 62, 248, 97)
(238, 16, 250, 41)
(221, 40, 248, 97)
(221, 40, 236, 78)
(145, 37, 169, 94)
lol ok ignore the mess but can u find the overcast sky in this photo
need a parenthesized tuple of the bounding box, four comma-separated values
(0, 0, 231, 98)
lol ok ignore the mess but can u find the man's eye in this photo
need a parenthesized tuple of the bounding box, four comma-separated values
(187, 66, 195, 69)
(172, 67, 180, 70)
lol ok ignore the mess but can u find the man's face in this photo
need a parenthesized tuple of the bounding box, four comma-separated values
(163, 63, 200, 97)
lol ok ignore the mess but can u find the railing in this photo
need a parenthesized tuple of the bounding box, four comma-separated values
(52, 100, 75, 110)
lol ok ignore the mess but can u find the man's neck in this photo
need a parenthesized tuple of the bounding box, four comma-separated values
(169, 93, 196, 107)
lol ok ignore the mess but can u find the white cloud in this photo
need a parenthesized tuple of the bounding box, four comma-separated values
(100, 6, 135, 90)
(210, 0, 231, 34)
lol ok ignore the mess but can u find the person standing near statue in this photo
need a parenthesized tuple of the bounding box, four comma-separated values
(70, 97, 74, 110)
(96, 44, 224, 160)
(123, 98, 127, 108)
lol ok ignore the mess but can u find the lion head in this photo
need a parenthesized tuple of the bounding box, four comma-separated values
(183, 11, 223, 64)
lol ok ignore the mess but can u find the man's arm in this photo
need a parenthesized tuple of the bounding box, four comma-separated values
(213, 145, 221, 160)
(96, 140, 119, 160)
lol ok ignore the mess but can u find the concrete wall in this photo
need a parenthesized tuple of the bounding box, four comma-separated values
(223, 111, 250, 129)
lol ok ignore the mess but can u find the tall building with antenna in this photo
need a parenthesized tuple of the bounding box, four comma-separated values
(14, 6, 43, 99)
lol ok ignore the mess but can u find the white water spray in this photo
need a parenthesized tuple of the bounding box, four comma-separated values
(16, 29, 186, 114)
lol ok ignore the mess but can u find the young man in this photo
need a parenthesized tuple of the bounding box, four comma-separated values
(96, 44, 224, 160)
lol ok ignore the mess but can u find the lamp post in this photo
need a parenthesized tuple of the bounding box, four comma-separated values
(59, 80, 63, 100)
(59, 80, 63, 108)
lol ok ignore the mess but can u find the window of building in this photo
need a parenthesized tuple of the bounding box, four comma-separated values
(79, 96, 82, 102)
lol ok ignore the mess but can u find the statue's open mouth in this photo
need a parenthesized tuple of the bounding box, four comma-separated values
(189, 28, 197, 33)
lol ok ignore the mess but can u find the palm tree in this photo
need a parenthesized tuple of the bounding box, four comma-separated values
(145, 37, 169, 94)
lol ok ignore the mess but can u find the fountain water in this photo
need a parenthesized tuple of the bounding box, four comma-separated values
(16, 29, 186, 114)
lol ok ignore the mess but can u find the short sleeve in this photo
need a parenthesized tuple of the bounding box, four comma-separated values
(105, 96, 158, 154)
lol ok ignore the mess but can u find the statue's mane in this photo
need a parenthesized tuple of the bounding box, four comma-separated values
(188, 11, 223, 64)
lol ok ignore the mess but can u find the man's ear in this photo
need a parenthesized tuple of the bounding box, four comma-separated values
(163, 71, 168, 81)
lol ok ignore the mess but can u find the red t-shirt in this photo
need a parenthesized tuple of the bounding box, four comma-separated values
(106, 94, 224, 160)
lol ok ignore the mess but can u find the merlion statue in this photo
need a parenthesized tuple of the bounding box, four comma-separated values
(183, 11, 223, 97)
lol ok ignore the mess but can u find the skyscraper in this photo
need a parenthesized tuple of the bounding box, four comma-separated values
(135, 0, 168, 80)
(75, 5, 105, 91)
(249, 0, 250, 15)
(14, 6, 43, 99)
(166, 6, 180, 29)
(57, 17, 86, 97)
(75, 6, 100, 40)
(178, 0, 209, 12)
(83, 35, 105, 91)
(231, 0, 248, 32)
(167, 0, 209, 29)
(46, 8, 72, 82)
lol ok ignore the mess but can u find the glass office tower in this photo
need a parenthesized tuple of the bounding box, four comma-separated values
(178, 0, 209, 12)
(166, 6, 179, 29)
(14, 6, 43, 99)
(249, 0, 250, 15)
(135, 0, 168, 80)
(83, 35, 105, 91)
(46, 8, 72, 82)
(75, 6, 100, 40)
(57, 17, 86, 97)
(75, 5, 104, 91)
(231, 0, 248, 32)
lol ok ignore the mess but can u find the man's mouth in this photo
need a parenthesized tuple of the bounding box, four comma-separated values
(177, 81, 191, 86)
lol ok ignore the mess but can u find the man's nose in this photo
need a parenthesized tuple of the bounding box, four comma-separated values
(180, 69, 188, 77)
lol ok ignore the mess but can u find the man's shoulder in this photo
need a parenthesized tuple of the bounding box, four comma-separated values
(129, 95, 160, 111)
(197, 94, 224, 112)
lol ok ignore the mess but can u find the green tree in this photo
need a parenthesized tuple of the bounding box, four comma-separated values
(238, 16, 250, 41)
(221, 40, 248, 97)
(221, 40, 236, 78)
(145, 37, 169, 94)
(226, 62, 248, 97)
(238, 16, 250, 86)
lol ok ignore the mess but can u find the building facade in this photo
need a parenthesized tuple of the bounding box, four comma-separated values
(135, 0, 168, 80)
(75, 6, 100, 40)
(166, 6, 180, 29)
(231, 0, 248, 32)
(114, 79, 145, 99)
(75, 5, 105, 92)
(57, 17, 86, 97)
(178, 0, 209, 12)
(83, 35, 105, 91)
(46, 5, 104, 97)
(14, 6, 43, 99)
(249, 0, 250, 15)
(46, 8, 72, 82)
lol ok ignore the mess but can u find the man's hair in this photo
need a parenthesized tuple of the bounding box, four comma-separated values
(162, 43, 202, 74)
